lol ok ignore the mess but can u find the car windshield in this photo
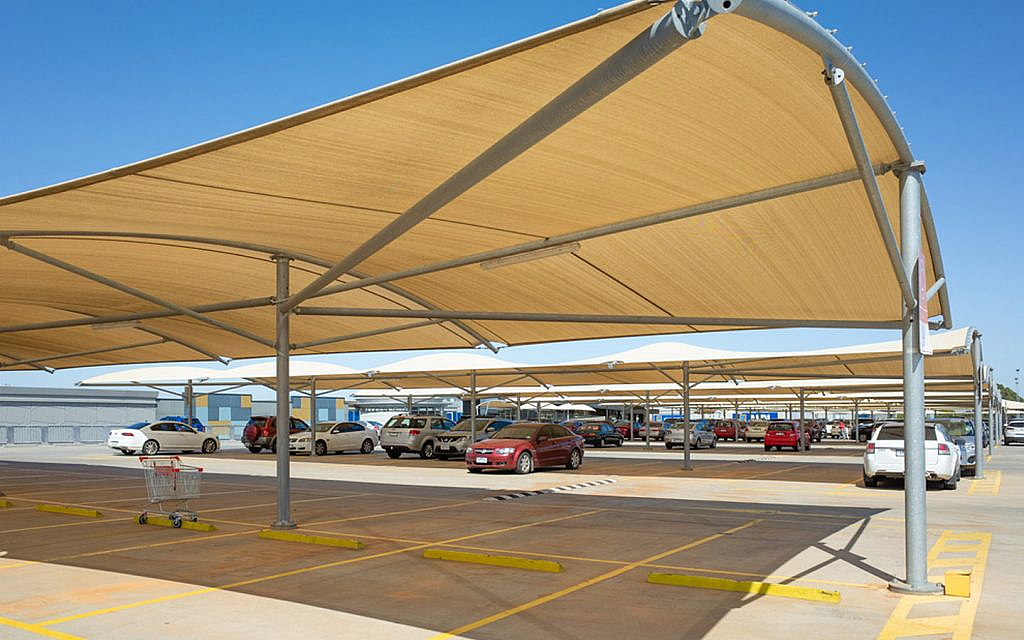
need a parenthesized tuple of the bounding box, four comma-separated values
(384, 416, 429, 429)
(487, 424, 540, 440)
(769, 423, 795, 431)
(875, 425, 937, 441)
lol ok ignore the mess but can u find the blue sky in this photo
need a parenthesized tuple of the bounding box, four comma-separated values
(1, 1, 1021, 397)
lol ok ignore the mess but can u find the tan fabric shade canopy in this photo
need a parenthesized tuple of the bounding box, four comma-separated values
(0, 0, 949, 371)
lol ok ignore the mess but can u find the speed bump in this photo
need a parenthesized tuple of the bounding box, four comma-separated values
(142, 517, 217, 532)
(258, 529, 364, 549)
(35, 504, 102, 518)
(648, 573, 840, 604)
(423, 549, 565, 573)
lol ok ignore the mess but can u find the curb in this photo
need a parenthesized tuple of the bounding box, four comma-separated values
(424, 548, 565, 573)
(258, 529, 364, 549)
(35, 504, 102, 518)
(647, 572, 840, 604)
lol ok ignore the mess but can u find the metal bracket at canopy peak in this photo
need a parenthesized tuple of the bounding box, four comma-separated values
(891, 160, 927, 176)
(672, 0, 743, 39)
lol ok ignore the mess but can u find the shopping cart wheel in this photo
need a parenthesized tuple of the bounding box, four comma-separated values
(171, 515, 182, 528)
(190, 515, 198, 522)
(138, 514, 148, 525)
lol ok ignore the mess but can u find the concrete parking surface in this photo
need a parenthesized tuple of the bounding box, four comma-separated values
(0, 442, 1020, 639)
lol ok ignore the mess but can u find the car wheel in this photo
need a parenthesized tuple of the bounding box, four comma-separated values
(710, 437, 717, 449)
(120, 449, 134, 456)
(764, 445, 771, 452)
(420, 441, 436, 459)
(468, 467, 483, 473)
(943, 474, 958, 490)
(515, 451, 534, 474)
(247, 445, 262, 454)
(270, 439, 277, 454)
(566, 448, 582, 470)
(202, 438, 218, 454)
(863, 472, 878, 487)
(805, 441, 811, 451)
(616, 437, 623, 447)
(595, 439, 603, 448)
(315, 440, 328, 456)
(360, 439, 374, 454)
(665, 442, 673, 449)
(141, 440, 159, 455)
(386, 448, 402, 459)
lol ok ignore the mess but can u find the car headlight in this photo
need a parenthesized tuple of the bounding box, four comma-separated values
(495, 447, 516, 455)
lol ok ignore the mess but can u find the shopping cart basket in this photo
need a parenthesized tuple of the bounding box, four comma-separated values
(138, 456, 203, 527)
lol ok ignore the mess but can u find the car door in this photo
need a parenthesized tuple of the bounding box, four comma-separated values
(175, 423, 203, 450)
(147, 423, 175, 449)
(340, 423, 366, 451)
(533, 425, 562, 466)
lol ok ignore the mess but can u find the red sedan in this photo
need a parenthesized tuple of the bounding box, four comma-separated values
(764, 420, 811, 452)
(466, 423, 584, 474)
(712, 419, 740, 442)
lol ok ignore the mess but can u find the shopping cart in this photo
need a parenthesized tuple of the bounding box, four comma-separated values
(138, 456, 203, 527)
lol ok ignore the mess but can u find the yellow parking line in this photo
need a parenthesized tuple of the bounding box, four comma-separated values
(37, 509, 603, 628)
(876, 530, 991, 639)
(429, 519, 761, 640)
(0, 614, 84, 639)
(967, 470, 1001, 496)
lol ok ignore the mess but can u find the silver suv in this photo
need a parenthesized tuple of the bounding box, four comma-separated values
(435, 418, 513, 460)
(664, 421, 717, 449)
(379, 415, 455, 459)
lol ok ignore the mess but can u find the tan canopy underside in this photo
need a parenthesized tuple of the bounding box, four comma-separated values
(0, 1, 943, 370)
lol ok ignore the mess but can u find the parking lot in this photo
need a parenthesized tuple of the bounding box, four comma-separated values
(1, 442, 1019, 639)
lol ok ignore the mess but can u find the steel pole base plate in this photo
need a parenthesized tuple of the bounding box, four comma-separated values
(270, 520, 297, 531)
(888, 579, 943, 595)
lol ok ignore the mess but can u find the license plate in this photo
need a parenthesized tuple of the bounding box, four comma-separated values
(475, 456, 488, 464)
(895, 449, 904, 457)
(440, 445, 453, 451)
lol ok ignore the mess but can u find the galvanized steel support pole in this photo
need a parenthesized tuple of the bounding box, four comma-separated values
(890, 165, 939, 594)
(683, 363, 692, 470)
(987, 367, 994, 456)
(185, 380, 193, 431)
(272, 256, 295, 530)
(972, 331, 985, 479)
(536, 401, 542, 422)
(407, 395, 413, 415)
(470, 370, 477, 444)
(645, 392, 652, 448)
(798, 390, 805, 451)
(309, 378, 317, 456)
(515, 394, 521, 421)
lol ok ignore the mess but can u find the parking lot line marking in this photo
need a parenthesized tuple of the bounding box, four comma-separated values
(647, 572, 841, 603)
(429, 518, 761, 640)
(37, 509, 603, 628)
(303, 498, 482, 526)
(737, 464, 812, 480)
(0, 615, 84, 640)
(424, 548, 565, 573)
(0, 515, 134, 535)
(876, 530, 991, 640)
(967, 470, 1001, 496)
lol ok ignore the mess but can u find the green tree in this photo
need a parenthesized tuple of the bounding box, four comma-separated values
(998, 383, 1022, 402)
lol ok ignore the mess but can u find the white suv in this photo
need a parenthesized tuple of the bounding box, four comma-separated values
(863, 422, 960, 490)
(1004, 420, 1024, 446)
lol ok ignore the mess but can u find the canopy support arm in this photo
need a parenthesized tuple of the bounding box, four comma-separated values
(291, 320, 442, 350)
(0, 239, 274, 349)
(0, 350, 55, 373)
(822, 60, 915, 309)
(279, 0, 733, 313)
(295, 306, 902, 330)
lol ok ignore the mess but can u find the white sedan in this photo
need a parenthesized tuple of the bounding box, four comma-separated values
(107, 421, 219, 456)
(289, 421, 378, 455)
(863, 422, 960, 490)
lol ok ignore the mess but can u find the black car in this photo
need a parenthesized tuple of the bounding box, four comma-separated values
(574, 422, 624, 447)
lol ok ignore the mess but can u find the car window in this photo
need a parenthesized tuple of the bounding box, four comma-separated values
(540, 425, 559, 440)
(330, 424, 345, 434)
(150, 423, 170, 432)
(876, 425, 937, 441)
(351, 424, 365, 432)
(175, 424, 196, 433)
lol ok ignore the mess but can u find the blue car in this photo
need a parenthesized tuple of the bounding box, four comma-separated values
(159, 416, 206, 432)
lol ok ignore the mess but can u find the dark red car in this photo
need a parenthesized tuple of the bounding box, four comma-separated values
(241, 416, 311, 454)
(712, 419, 741, 442)
(763, 420, 811, 452)
(466, 423, 584, 474)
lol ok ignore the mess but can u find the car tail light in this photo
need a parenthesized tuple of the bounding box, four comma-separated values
(865, 443, 875, 454)
(408, 430, 420, 435)
(938, 443, 950, 455)
(121, 432, 136, 437)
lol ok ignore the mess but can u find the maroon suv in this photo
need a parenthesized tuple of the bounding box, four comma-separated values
(241, 416, 310, 453)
